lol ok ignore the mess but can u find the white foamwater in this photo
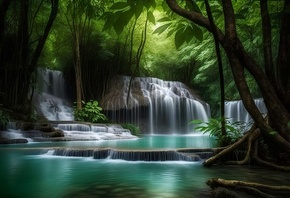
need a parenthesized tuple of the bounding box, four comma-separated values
(54, 123, 137, 140)
(102, 76, 211, 134)
(38, 69, 74, 121)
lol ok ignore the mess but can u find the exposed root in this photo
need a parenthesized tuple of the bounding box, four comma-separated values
(203, 124, 257, 167)
(207, 178, 290, 198)
(224, 128, 260, 165)
(253, 141, 290, 171)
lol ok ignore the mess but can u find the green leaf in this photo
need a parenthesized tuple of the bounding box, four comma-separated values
(189, 119, 204, 124)
(153, 23, 171, 35)
(175, 28, 186, 49)
(147, 11, 155, 25)
(134, 2, 144, 19)
(269, 131, 277, 136)
(191, 24, 203, 41)
(185, 0, 202, 13)
(183, 25, 194, 43)
(110, 2, 129, 10)
(113, 10, 133, 35)
(157, 17, 171, 22)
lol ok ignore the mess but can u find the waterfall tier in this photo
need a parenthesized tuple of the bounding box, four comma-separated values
(44, 147, 214, 162)
(37, 69, 74, 121)
(101, 76, 211, 134)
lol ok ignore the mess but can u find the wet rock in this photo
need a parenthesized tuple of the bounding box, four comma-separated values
(0, 138, 28, 144)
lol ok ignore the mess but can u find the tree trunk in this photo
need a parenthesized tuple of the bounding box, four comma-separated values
(74, 31, 82, 109)
(204, 0, 226, 138)
(165, 0, 290, 152)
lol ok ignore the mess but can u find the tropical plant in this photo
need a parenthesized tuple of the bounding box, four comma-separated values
(121, 123, 141, 136)
(73, 100, 107, 123)
(191, 118, 245, 146)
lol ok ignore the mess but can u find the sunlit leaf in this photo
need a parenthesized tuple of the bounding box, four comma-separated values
(153, 23, 171, 34)
(157, 17, 171, 22)
(166, 28, 175, 37)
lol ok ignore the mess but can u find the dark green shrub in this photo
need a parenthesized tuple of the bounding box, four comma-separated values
(74, 100, 107, 123)
(121, 123, 141, 136)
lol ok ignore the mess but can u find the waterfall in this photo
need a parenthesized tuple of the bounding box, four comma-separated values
(225, 98, 267, 123)
(37, 69, 74, 121)
(101, 76, 211, 134)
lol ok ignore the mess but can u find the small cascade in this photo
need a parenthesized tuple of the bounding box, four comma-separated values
(0, 122, 32, 143)
(225, 98, 267, 123)
(53, 123, 137, 140)
(49, 147, 214, 162)
(101, 76, 211, 134)
(37, 69, 74, 121)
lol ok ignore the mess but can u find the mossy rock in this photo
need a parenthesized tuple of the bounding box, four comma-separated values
(48, 130, 64, 137)
(34, 123, 54, 132)
(18, 122, 35, 131)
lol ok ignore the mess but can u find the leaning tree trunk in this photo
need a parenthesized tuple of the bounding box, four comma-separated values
(166, 0, 290, 152)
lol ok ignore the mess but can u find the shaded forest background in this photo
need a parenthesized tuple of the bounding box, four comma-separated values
(0, 0, 276, 117)
(1, 0, 290, 156)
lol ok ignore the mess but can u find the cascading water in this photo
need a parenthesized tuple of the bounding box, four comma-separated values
(37, 69, 74, 121)
(101, 76, 211, 134)
(225, 98, 267, 123)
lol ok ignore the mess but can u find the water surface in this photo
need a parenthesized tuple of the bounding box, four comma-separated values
(0, 135, 288, 198)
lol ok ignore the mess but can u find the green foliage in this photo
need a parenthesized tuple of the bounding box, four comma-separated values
(103, 0, 156, 35)
(121, 123, 141, 136)
(191, 118, 244, 146)
(0, 107, 10, 130)
(74, 100, 107, 123)
(153, 14, 204, 49)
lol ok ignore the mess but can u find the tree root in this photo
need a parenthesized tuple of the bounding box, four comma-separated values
(207, 178, 290, 198)
(253, 141, 290, 171)
(203, 124, 257, 167)
(224, 128, 260, 165)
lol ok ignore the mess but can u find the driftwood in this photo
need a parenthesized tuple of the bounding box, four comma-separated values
(207, 178, 290, 198)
